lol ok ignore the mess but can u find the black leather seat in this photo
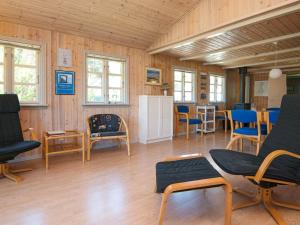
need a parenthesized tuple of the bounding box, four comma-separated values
(0, 94, 40, 182)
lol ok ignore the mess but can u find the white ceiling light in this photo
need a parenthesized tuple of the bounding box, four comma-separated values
(269, 68, 282, 79)
(174, 42, 194, 49)
(269, 42, 282, 79)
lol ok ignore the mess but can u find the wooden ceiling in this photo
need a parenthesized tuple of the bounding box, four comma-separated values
(0, 0, 200, 49)
(161, 9, 300, 73)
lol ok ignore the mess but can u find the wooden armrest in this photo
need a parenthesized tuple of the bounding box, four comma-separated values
(162, 153, 202, 162)
(254, 150, 300, 183)
(23, 128, 38, 141)
(177, 112, 189, 119)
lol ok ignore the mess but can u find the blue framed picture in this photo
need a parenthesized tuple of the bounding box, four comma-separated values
(55, 70, 75, 95)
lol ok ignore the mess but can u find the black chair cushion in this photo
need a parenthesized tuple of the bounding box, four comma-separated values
(156, 157, 221, 193)
(0, 141, 41, 162)
(89, 114, 122, 133)
(91, 131, 126, 137)
(210, 149, 300, 187)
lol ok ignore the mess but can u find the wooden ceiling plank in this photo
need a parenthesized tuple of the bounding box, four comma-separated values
(249, 65, 300, 72)
(180, 32, 300, 61)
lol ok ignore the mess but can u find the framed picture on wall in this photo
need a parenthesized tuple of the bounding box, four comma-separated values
(145, 67, 162, 85)
(55, 70, 75, 95)
(254, 80, 268, 97)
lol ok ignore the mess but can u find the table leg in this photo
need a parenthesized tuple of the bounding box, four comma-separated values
(82, 134, 85, 164)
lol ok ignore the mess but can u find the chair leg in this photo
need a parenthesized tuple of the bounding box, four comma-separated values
(263, 190, 286, 225)
(87, 139, 91, 161)
(186, 123, 189, 140)
(225, 119, 228, 133)
(158, 192, 171, 225)
(126, 136, 131, 157)
(0, 164, 31, 183)
(224, 182, 233, 225)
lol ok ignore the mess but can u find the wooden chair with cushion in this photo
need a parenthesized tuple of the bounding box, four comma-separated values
(210, 95, 300, 225)
(175, 105, 203, 139)
(86, 114, 130, 160)
(0, 94, 40, 183)
(227, 110, 266, 155)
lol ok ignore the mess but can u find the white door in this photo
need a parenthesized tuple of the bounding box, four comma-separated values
(161, 97, 173, 138)
(147, 96, 161, 140)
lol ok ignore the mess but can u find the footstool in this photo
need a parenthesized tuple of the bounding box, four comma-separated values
(156, 154, 232, 225)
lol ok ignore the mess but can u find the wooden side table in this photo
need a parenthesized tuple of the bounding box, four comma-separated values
(44, 130, 85, 169)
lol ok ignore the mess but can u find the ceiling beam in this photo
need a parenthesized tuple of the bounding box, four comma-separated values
(203, 47, 300, 65)
(180, 32, 300, 61)
(148, 2, 300, 55)
(248, 64, 300, 72)
(224, 57, 300, 69)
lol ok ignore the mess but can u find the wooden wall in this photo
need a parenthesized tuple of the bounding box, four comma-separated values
(0, 21, 224, 159)
(250, 73, 269, 110)
(226, 69, 241, 109)
(148, 0, 298, 51)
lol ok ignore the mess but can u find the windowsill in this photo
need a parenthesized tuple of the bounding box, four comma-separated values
(82, 103, 130, 107)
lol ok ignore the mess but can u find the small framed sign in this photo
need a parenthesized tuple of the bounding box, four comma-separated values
(55, 70, 75, 95)
(57, 48, 72, 67)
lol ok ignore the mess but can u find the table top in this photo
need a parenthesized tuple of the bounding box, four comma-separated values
(44, 130, 84, 139)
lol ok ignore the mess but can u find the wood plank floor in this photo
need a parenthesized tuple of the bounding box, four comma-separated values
(1, 132, 300, 225)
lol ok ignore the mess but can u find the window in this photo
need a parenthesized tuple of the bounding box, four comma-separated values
(173, 68, 196, 103)
(85, 53, 128, 105)
(0, 40, 46, 105)
(209, 75, 225, 102)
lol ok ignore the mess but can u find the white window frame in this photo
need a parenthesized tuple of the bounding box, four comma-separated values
(209, 74, 226, 103)
(83, 51, 129, 106)
(173, 67, 196, 103)
(0, 36, 46, 106)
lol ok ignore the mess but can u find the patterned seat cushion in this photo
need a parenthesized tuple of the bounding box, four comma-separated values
(89, 114, 122, 134)
(91, 131, 126, 138)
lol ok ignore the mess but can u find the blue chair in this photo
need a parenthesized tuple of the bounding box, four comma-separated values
(265, 110, 280, 134)
(228, 110, 263, 155)
(175, 105, 203, 139)
(215, 106, 228, 133)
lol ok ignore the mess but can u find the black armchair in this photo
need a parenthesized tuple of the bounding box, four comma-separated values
(0, 94, 40, 183)
(210, 95, 300, 225)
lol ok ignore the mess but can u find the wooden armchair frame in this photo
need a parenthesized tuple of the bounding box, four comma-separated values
(0, 128, 38, 183)
(233, 150, 300, 225)
(215, 110, 228, 133)
(86, 115, 130, 161)
(227, 111, 263, 155)
(157, 153, 232, 225)
(174, 106, 204, 139)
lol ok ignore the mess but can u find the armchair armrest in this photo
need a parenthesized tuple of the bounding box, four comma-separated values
(254, 150, 300, 183)
(162, 153, 202, 162)
(23, 128, 38, 141)
(177, 112, 189, 120)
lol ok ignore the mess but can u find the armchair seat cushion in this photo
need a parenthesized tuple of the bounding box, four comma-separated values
(0, 141, 41, 162)
(210, 149, 300, 187)
(156, 157, 221, 193)
(234, 127, 258, 136)
(179, 118, 202, 125)
(91, 131, 127, 138)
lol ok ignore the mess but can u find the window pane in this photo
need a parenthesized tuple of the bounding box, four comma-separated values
(109, 61, 122, 74)
(174, 81, 182, 91)
(217, 85, 222, 94)
(14, 48, 36, 66)
(0, 84, 3, 94)
(174, 71, 183, 81)
(185, 73, 192, 82)
(88, 73, 102, 87)
(217, 77, 223, 85)
(109, 89, 121, 102)
(174, 92, 182, 101)
(14, 67, 37, 84)
(0, 46, 4, 63)
(210, 93, 215, 102)
(217, 94, 222, 102)
(210, 84, 215, 92)
(0, 65, 3, 82)
(185, 92, 192, 101)
(87, 88, 103, 102)
(210, 76, 215, 84)
(14, 85, 37, 102)
(109, 75, 122, 88)
(185, 82, 192, 91)
(87, 58, 103, 73)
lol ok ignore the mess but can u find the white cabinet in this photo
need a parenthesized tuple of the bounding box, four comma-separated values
(139, 95, 173, 144)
